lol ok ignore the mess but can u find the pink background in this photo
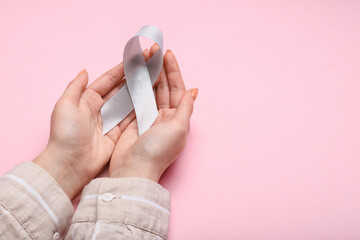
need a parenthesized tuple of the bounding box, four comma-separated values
(1, 1, 360, 239)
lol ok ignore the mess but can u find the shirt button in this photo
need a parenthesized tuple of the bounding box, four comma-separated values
(53, 232, 60, 240)
(102, 193, 114, 202)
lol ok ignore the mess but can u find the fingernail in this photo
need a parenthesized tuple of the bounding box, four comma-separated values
(144, 49, 149, 54)
(166, 49, 172, 53)
(191, 88, 198, 100)
(78, 69, 86, 76)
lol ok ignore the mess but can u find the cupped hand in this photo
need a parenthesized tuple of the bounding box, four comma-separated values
(33, 50, 151, 199)
(109, 46, 198, 182)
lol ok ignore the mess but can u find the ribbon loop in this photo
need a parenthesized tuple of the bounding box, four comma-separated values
(100, 25, 163, 135)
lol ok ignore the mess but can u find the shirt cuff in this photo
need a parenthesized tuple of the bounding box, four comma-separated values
(73, 177, 171, 238)
(0, 161, 74, 239)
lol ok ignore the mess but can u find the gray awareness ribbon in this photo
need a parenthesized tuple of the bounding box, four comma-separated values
(100, 25, 163, 136)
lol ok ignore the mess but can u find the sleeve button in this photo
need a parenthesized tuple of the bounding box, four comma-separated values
(102, 193, 114, 202)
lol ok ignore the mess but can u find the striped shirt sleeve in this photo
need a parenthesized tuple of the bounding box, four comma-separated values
(0, 162, 171, 239)
(0, 161, 74, 240)
(65, 177, 171, 240)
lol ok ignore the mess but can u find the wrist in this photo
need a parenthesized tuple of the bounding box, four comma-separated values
(109, 161, 162, 182)
(33, 146, 82, 199)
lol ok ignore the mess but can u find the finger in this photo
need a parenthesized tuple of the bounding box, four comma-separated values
(144, 48, 150, 62)
(87, 49, 150, 98)
(118, 110, 136, 134)
(87, 63, 125, 98)
(163, 50, 186, 108)
(104, 110, 136, 143)
(61, 69, 88, 103)
(112, 118, 139, 154)
(149, 43, 160, 86)
(150, 43, 159, 57)
(174, 88, 198, 130)
(150, 44, 170, 109)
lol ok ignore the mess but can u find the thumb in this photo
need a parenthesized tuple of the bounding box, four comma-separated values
(174, 88, 198, 128)
(61, 69, 89, 103)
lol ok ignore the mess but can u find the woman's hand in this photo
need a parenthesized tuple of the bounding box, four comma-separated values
(33, 51, 151, 199)
(109, 47, 198, 182)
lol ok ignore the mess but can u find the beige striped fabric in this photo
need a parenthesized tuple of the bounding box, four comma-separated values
(0, 162, 170, 239)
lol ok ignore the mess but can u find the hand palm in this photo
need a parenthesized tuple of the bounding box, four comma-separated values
(36, 63, 134, 198)
(48, 94, 116, 178)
